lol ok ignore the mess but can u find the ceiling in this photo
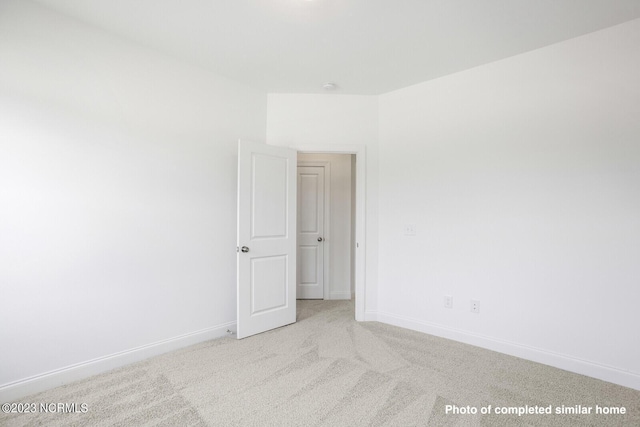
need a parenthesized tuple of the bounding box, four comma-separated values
(34, 0, 640, 95)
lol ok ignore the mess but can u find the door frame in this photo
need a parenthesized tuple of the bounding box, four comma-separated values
(288, 144, 366, 322)
(297, 161, 331, 300)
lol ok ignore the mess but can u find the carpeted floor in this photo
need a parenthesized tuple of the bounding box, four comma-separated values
(2, 300, 639, 426)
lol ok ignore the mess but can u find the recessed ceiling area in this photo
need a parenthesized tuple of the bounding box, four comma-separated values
(34, 0, 640, 95)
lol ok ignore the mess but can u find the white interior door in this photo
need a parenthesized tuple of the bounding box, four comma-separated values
(237, 141, 297, 339)
(297, 166, 325, 299)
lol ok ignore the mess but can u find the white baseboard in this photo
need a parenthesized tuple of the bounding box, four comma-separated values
(329, 291, 351, 300)
(328, 291, 352, 300)
(371, 311, 640, 391)
(0, 321, 236, 402)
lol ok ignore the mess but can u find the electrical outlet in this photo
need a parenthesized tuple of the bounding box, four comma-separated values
(471, 300, 480, 314)
(403, 224, 416, 236)
(444, 295, 453, 309)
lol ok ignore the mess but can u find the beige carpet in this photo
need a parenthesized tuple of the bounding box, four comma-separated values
(2, 300, 639, 426)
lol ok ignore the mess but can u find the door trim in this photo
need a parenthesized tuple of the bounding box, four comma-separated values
(297, 161, 331, 300)
(287, 144, 366, 322)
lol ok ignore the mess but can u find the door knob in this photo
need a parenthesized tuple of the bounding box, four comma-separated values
(241, 246, 250, 253)
(317, 237, 323, 242)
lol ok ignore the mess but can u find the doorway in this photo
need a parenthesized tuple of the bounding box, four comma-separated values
(289, 144, 366, 321)
(236, 142, 366, 340)
(297, 154, 355, 301)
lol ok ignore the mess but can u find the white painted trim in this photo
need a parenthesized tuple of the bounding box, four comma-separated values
(297, 161, 331, 300)
(288, 145, 367, 322)
(0, 322, 235, 402)
(374, 311, 640, 391)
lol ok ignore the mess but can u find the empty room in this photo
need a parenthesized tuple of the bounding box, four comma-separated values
(1, 0, 639, 426)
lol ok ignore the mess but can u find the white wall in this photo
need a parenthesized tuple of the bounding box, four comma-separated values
(266, 94, 379, 314)
(378, 19, 640, 389)
(0, 0, 266, 399)
(298, 153, 353, 299)
(2, 0, 638, 398)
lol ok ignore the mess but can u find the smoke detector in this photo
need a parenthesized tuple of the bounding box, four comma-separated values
(322, 82, 337, 91)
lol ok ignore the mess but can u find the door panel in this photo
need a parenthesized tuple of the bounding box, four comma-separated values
(299, 174, 319, 232)
(237, 141, 297, 339)
(251, 256, 287, 314)
(251, 154, 288, 238)
(299, 246, 318, 284)
(297, 166, 324, 299)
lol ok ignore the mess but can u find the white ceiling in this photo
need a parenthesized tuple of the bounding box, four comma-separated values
(34, 0, 640, 95)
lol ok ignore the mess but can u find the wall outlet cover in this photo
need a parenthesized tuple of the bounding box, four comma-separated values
(404, 224, 417, 236)
(444, 295, 453, 308)
(471, 299, 480, 314)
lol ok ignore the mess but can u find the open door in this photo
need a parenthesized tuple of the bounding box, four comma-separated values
(297, 166, 325, 299)
(237, 141, 297, 339)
